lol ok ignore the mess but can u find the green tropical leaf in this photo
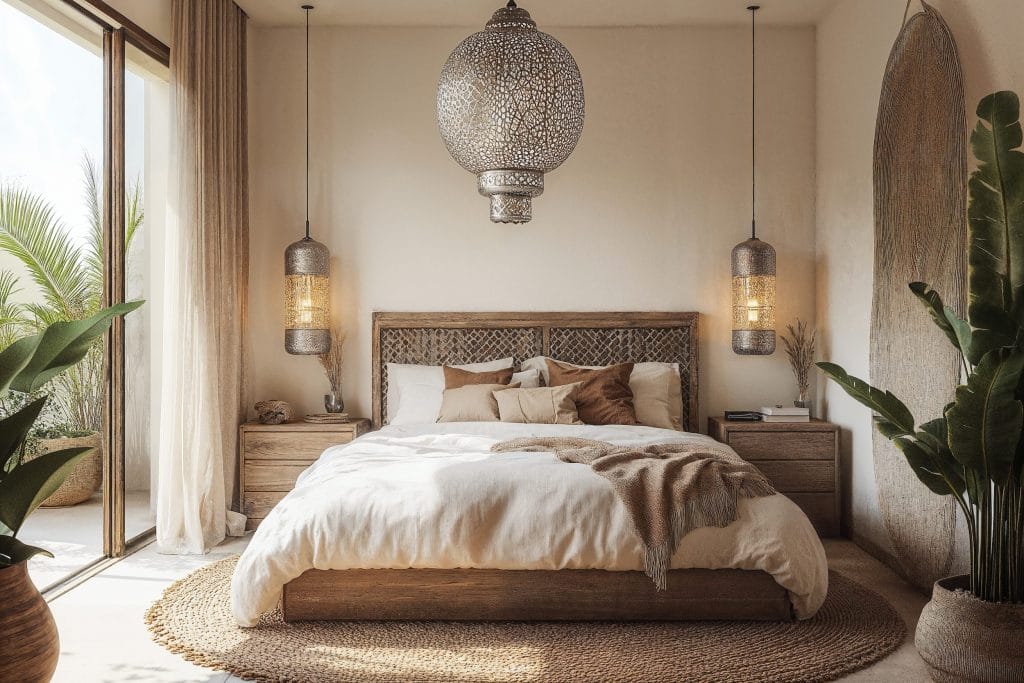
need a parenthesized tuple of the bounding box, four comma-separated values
(0, 447, 91, 534)
(0, 397, 47, 479)
(968, 329, 1015, 365)
(0, 185, 91, 319)
(0, 535, 53, 567)
(82, 155, 143, 311)
(0, 271, 27, 349)
(816, 362, 917, 434)
(11, 301, 143, 393)
(0, 334, 41, 395)
(969, 298, 1019, 340)
(916, 418, 967, 495)
(946, 348, 1024, 486)
(968, 91, 1024, 328)
(892, 437, 958, 496)
(909, 282, 969, 355)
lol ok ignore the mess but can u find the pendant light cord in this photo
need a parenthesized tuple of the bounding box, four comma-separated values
(749, 5, 758, 240)
(303, 4, 312, 240)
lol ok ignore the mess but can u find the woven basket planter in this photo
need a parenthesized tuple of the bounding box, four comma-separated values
(30, 433, 102, 508)
(915, 575, 1024, 682)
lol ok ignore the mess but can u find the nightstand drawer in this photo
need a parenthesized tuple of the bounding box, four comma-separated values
(753, 460, 835, 492)
(728, 431, 834, 460)
(786, 493, 839, 536)
(244, 460, 315, 491)
(243, 431, 354, 460)
(242, 490, 289, 518)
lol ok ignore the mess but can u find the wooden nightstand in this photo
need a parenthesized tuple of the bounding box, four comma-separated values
(239, 418, 370, 530)
(708, 416, 840, 537)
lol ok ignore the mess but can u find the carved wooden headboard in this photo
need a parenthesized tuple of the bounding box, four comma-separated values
(371, 312, 699, 432)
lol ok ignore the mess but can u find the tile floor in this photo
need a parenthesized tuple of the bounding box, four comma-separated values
(46, 538, 932, 682)
(20, 490, 155, 591)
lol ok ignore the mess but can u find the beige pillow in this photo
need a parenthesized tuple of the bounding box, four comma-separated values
(521, 357, 681, 430)
(495, 385, 582, 425)
(437, 383, 520, 423)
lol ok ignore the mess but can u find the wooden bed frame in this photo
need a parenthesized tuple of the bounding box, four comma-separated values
(281, 311, 796, 622)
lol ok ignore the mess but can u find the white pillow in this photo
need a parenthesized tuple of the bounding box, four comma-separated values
(521, 356, 683, 430)
(511, 368, 542, 388)
(387, 358, 514, 424)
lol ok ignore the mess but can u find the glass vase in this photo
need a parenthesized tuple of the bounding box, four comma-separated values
(324, 390, 345, 414)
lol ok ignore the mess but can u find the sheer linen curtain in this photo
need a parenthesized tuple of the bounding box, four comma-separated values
(158, 0, 249, 553)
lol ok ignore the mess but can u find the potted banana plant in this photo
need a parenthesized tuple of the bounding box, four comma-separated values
(0, 301, 142, 683)
(818, 91, 1024, 682)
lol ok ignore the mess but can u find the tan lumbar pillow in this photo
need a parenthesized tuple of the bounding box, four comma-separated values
(437, 383, 520, 422)
(494, 384, 582, 425)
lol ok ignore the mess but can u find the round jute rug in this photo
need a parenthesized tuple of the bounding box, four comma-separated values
(146, 557, 905, 683)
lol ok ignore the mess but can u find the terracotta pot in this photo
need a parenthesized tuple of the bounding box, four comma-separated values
(915, 575, 1024, 682)
(0, 562, 60, 682)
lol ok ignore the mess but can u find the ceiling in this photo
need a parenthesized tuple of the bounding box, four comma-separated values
(236, 0, 840, 28)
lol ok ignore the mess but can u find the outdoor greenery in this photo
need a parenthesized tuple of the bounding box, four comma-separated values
(0, 156, 142, 435)
(0, 302, 142, 567)
(818, 91, 1024, 603)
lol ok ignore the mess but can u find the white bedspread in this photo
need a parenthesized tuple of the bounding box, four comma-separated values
(231, 422, 828, 626)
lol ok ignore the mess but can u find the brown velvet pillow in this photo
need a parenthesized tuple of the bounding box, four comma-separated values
(545, 359, 638, 425)
(443, 366, 514, 389)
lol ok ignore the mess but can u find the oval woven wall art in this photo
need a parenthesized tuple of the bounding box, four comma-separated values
(871, 1, 967, 591)
(146, 557, 905, 683)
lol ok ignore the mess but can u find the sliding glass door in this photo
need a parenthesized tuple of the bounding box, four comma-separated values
(0, 0, 107, 590)
(123, 43, 169, 545)
(0, 0, 169, 587)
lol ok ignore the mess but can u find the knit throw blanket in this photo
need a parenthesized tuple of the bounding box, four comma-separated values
(490, 437, 776, 590)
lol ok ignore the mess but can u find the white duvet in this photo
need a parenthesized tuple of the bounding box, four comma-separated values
(231, 422, 828, 626)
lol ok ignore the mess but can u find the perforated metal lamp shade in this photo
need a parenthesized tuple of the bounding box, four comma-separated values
(437, 2, 585, 224)
(285, 237, 330, 355)
(731, 5, 776, 356)
(285, 5, 331, 356)
(731, 238, 776, 355)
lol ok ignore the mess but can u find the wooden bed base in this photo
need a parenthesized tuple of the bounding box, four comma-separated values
(282, 568, 794, 622)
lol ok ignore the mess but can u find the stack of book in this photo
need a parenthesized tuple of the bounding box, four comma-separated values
(759, 406, 810, 423)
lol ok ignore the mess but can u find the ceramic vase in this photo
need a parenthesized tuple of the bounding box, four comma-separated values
(0, 562, 60, 682)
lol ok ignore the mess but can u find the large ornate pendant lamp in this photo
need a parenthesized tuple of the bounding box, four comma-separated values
(732, 5, 777, 355)
(285, 4, 331, 355)
(436, 1, 585, 224)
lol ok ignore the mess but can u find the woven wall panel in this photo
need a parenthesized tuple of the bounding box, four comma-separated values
(870, 2, 967, 590)
(549, 326, 695, 431)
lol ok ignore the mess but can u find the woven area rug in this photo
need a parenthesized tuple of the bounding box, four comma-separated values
(146, 557, 905, 683)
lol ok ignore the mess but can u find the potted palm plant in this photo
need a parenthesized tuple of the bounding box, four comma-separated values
(0, 302, 142, 683)
(818, 91, 1024, 681)
(0, 157, 142, 507)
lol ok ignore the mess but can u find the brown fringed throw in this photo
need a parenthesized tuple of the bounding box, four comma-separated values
(491, 437, 776, 590)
